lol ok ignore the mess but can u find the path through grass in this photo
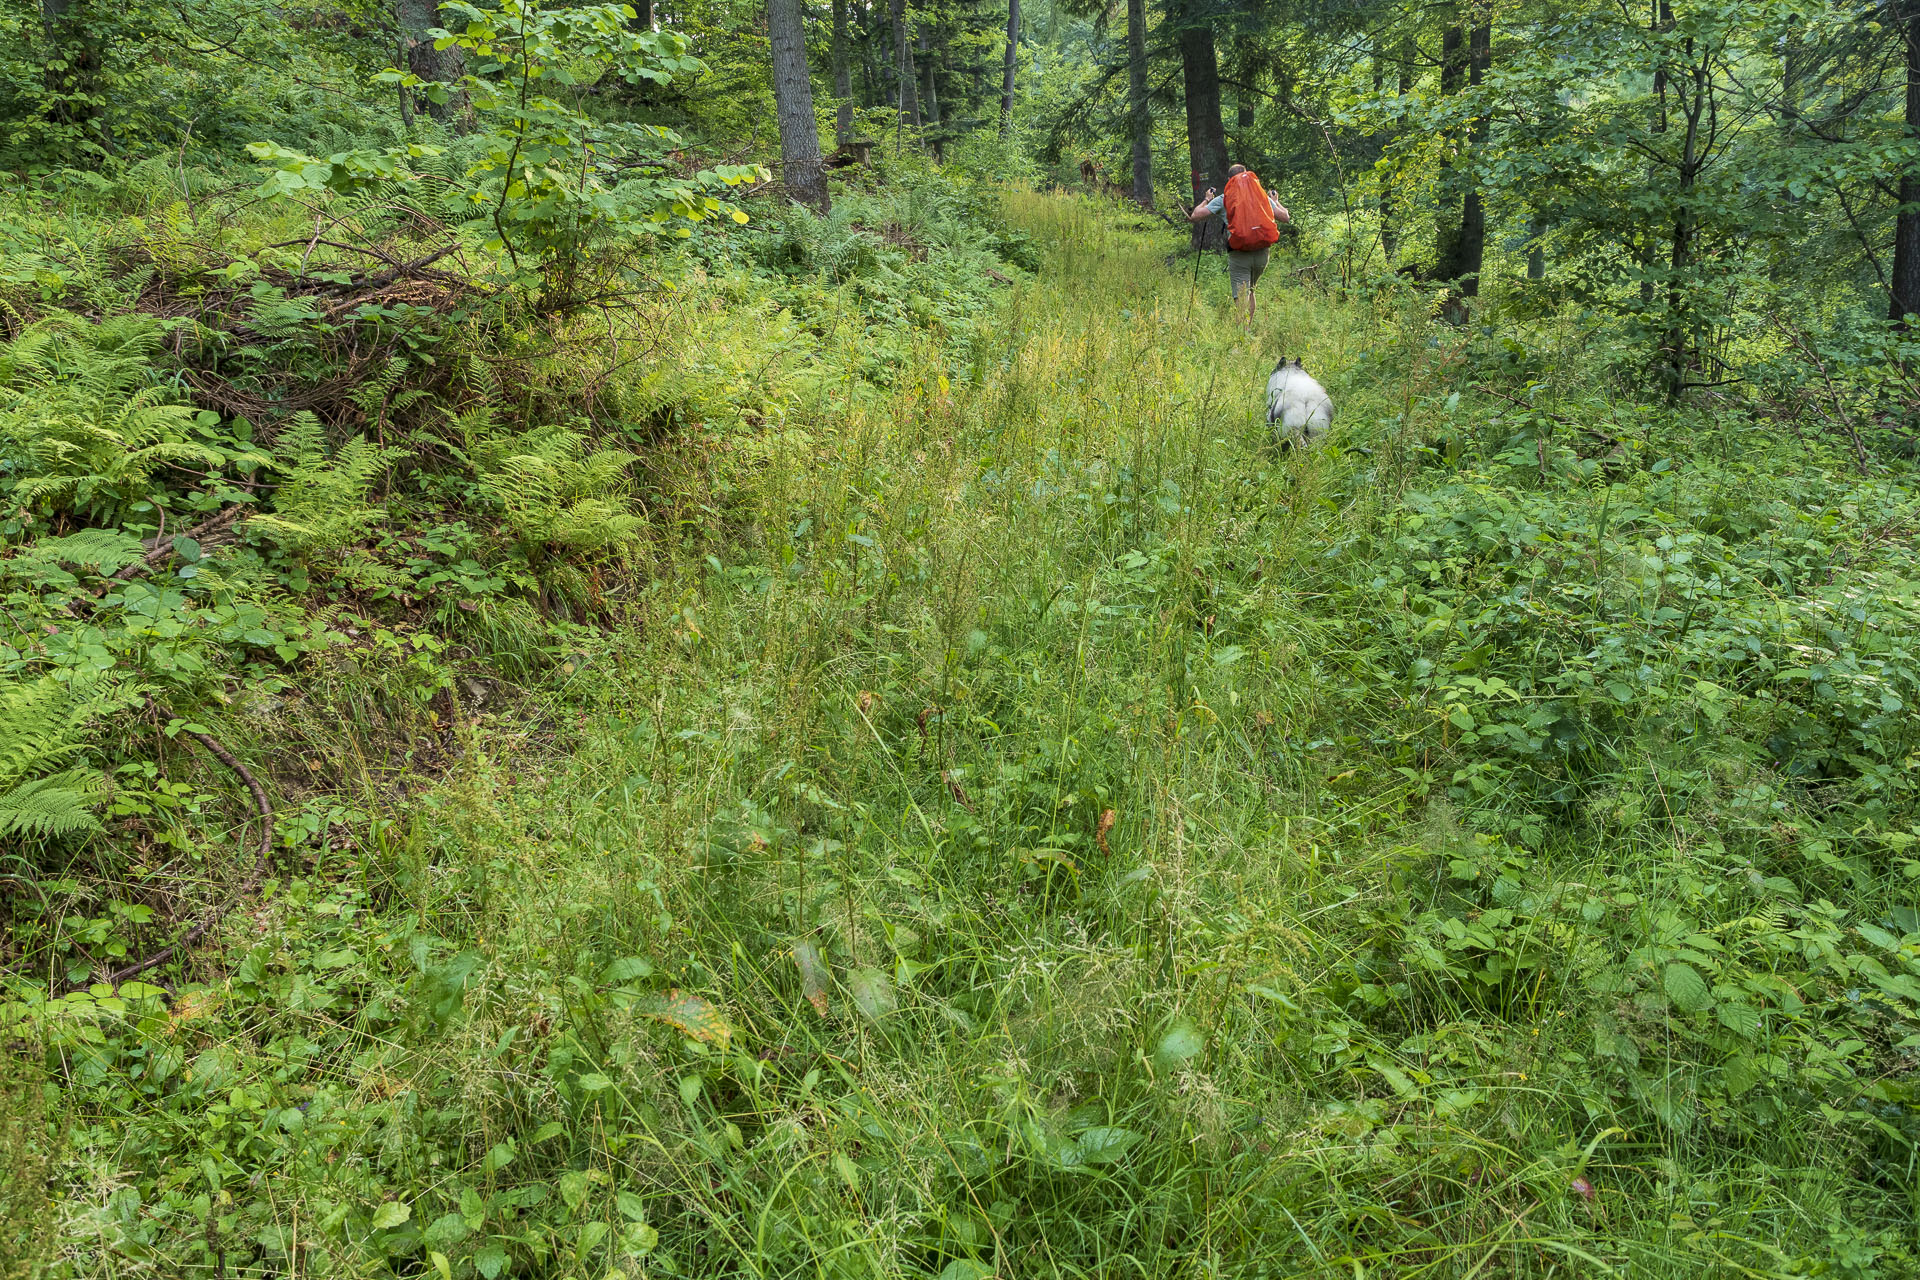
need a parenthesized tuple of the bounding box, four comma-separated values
(34, 193, 1920, 1279)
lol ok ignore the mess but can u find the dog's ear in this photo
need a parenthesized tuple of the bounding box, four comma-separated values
(1273, 356, 1288, 373)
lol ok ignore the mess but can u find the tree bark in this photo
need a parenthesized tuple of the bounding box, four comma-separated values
(1181, 23, 1229, 252)
(1434, 3, 1487, 316)
(1379, 35, 1412, 263)
(1893, 0, 1920, 324)
(833, 0, 853, 142)
(769, 0, 831, 212)
(919, 24, 937, 125)
(1127, 0, 1152, 206)
(396, 0, 467, 124)
(1000, 0, 1019, 135)
(893, 0, 919, 129)
(631, 0, 652, 30)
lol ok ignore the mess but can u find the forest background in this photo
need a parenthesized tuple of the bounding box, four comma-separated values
(6, 0, 1920, 1276)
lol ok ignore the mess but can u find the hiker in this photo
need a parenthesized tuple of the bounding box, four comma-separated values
(1188, 164, 1289, 323)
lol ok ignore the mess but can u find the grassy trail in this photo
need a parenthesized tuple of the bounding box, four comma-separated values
(33, 193, 1915, 1279)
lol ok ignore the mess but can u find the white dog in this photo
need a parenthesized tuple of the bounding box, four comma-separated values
(1267, 357, 1334, 449)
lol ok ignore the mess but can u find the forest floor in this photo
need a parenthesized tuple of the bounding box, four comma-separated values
(19, 190, 1920, 1279)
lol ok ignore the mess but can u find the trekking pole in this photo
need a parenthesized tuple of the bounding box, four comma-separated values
(1189, 233, 1203, 316)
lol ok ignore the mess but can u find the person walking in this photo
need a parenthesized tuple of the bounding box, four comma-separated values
(1188, 164, 1289, 323)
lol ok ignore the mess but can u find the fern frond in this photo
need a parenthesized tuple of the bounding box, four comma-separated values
(250, 421, 407, 559)
(0, 673, 113, 791)
(3, 528, 145, 577)
(0, 771, 106, 838)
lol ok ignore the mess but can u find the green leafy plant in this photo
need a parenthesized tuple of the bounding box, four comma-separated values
(250, 0, 766, 307)
(0, 673, 116, 839)
(247, 413, 409, 573)
(459, 419, 643, 614)
(0, 316, 251, 525)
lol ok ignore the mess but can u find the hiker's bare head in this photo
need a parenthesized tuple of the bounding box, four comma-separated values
(1228, 164, 1248, 177)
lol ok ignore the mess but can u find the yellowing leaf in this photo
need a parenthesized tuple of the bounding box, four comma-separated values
(635, 989, 732, 1047)
(793, 940, 830, 1016)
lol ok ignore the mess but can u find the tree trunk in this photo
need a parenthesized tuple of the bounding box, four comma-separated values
(769, 0, 830, 212)
(1434, 4, 1487, 317)
(1127, 0, 1152, 206)
(1374, 43, 1388, 260)
(833, 0, 853, 142)
(1893, 1, 1920, 324)
(1380, 35, 1411, 263)
(1433, 17, 1466, 281)
(864, 0, 885, 110)
(1180, 23, 1229, 252)
(1527, 209, 1547, 280)
(919, 24, 937, 124)
(395, 0, 467, 124)
(631, 0, 652, 29)
(893, 0, 919, 128)
(1000, 0, 1019, 135)
(1460, 13, 1490, 287)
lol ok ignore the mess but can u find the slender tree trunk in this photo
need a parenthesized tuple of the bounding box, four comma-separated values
(1434, 3, 1487, 318)
(1893, 0, 1920, 324)
(1181, 23, 1229, 252)
(864, 0, 884, 110)
(1127, 0, 1152, 206)
(1433, 17, 1466, 280)
(1662, 47, 1705, 400)
(631, 0, 652, 29)
(769, 0, 830, 211)
(833, 0, 853, 142)
(1641, 0, 1672, 311)
(1459, 11, 1490, 288)
(1373, 44, 1388, 259)
(1380, 35, 1411, 263)
(919, 25, 937, 124)
(893, 0, 919, 128)
(905, 24, 921, 125)
(1000, 0, 1020, 135)
(1527, 209, 1547, 280)
(396, 0, 467, 124)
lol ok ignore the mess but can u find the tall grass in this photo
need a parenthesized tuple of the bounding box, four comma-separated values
(25, 193, 1919, 1279)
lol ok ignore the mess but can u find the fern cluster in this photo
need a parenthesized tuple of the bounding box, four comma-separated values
(247, 412, 407, 561)
(0, 314, 244, 523)
(465, 420, 645, 560)
(0, 674, 116, 840)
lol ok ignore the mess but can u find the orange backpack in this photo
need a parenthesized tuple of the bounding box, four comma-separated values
(1222, 171, 1280, 252)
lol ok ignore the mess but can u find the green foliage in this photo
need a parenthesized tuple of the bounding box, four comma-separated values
(5, 194, 1916, 1280)
(0, 1053, 56, 1279)
(0, 673, 114, 839)
(456, 417, 645, 614)
(0, 315, 244, 525)
(247, 413, 407, 564)
(315, 0, 765, 303)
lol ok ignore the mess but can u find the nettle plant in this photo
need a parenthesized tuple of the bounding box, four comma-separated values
(248, 0, 765, 305)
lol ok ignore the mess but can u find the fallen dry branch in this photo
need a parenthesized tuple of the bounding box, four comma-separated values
(110, 506, 248, 582)
(85, 718, 275, 991)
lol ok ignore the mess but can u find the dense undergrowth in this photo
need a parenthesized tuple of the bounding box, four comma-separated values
(6, 184, 1920, 1279)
